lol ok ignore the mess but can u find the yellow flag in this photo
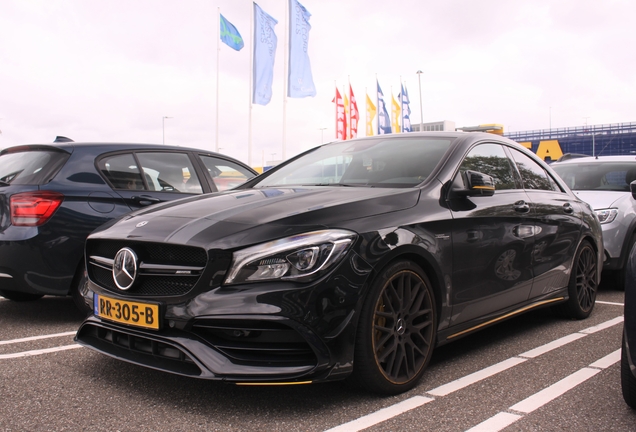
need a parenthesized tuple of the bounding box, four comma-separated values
(366, 94, 376, 136)
(391, 94, 401, 133)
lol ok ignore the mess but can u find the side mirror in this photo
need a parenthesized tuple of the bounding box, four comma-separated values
(631, 180, 636, 200)
(455, 170, 496, 197)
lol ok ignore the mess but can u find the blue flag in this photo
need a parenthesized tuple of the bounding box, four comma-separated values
(377, 81, 392, 135)
(287, 0, 316, 98)
(400, 84, 412, 132)
(253, 3, 278, 105)
(220, 14, 244, 51)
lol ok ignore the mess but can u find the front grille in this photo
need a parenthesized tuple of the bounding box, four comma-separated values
(92, 266, 200, 296)
(77, 323, 201, 377)
(191, 319, 317, 368)
(86, 239, 213, 297)
(89, 240, 207, 266)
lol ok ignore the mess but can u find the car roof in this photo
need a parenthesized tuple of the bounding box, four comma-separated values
(2, 142, 212, 153)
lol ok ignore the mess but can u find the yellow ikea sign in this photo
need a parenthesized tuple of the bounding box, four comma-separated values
(519, 140, 563, 161)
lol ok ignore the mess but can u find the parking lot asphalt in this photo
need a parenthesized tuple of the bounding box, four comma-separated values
(1, 285, 635, 431)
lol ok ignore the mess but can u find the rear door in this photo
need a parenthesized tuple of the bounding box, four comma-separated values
(98, 151, 206, 209)
(507, 147, 582, 299)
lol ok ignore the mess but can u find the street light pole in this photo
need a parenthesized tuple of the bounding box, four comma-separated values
(162, 116, 172, 145)
(319, 127, 327, 144)
(416, 70, 423, 132)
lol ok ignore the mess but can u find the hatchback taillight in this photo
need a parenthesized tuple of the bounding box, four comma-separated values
(10, 191, 64, 226)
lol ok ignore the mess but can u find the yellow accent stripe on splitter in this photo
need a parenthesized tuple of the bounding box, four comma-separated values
(447, 298, 565, 340)
(236, 381, 313, 386)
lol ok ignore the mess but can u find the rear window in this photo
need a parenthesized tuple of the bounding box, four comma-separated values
(0, 150, 70, 186)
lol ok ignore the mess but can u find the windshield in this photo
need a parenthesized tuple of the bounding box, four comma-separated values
(254, 137, 453, 188)
(552, 161, 636, 191)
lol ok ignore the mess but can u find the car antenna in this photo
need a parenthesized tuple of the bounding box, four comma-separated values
(54, 136, 74, 143)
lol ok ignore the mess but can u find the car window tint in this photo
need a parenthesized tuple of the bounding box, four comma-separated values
(98, 153, 145, 190)
(199, 155, 255, 192)
(136, 152, 202, 193)
(255, 137, 453, 188)
(510, 149, 561, 192)
(458, 143, 517, 190)
(552, 162, 636, 191)
(0, 150, 69, 186)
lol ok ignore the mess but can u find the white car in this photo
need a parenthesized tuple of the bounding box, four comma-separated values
(552, 155, 636, 289)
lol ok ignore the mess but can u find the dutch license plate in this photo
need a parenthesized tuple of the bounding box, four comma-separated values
(94, 294, 160, 330)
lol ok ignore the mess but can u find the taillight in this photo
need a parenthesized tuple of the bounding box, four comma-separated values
(10, 191, 64, 226)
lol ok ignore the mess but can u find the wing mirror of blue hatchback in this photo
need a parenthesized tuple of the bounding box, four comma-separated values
(454, 170, 496, 197)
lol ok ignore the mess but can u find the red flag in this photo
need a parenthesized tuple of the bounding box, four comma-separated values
(349, 84, 359, 139)
(334, 87, 346, 140)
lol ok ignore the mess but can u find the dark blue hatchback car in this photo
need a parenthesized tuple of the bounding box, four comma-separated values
(0, 139, 256, 311)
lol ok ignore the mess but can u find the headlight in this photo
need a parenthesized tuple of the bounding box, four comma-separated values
(595, 208, 618, 224)
(225, 230, 356, 284)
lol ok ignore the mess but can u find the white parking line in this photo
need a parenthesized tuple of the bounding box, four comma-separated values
(324, 396, 434, 432)
(518, 333, 587, 358)
(0, 331, 76, 346)
(324, 316, 624, 432)
(596, 300, 624, 306)
(428, 357, 527, 397)
(580, 316, 624, 334)
(468, 349, 621, 431)
(0, 344, 82, 359)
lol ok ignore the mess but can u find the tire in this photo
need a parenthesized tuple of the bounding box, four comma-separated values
(0, 290, 44, 302)
(554, 240, 598, 319)
(351, 260, 437, 395)
(71, 263, 92, 314)
(622, 333, 636, 409)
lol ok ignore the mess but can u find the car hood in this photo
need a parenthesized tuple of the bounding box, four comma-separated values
(90, 186, 420, 248)
(573, 190, 628, 210)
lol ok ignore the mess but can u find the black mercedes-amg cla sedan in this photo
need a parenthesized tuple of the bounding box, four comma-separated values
(76, 132, 602, 395)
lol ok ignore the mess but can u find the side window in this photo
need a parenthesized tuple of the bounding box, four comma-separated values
(458, 143, 517, 190)
(200, 155, 255, 192)
(98, 153, 145, 190)
(510, 149, 561, 192)
(135, 152, 203, 193)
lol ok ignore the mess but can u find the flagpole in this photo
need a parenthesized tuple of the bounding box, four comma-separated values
(216, 7, 220, 153)
(365, 86, 368, 137)
(334, 81, 337, 140)
(376, 74, 379, 135)
(399, 76, 403, 134)
(346, 78, 350, 139)
(248, 3, 254, 167)
(282, 0, 289, 161)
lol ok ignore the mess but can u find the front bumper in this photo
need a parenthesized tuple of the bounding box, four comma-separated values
(76, 252, 372, 383)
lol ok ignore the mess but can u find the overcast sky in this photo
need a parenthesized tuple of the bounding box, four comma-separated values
(1, 0, 634, 166)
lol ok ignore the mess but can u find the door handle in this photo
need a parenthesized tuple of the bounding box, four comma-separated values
(514, 200, 530, 213)
(132, 195, 162, 206)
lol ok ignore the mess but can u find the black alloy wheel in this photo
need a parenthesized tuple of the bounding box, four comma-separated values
(352, 260, 436, 395)
(556, 241, 598, 319)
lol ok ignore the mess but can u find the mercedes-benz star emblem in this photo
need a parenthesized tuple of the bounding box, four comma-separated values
(113, 247, 138, 290)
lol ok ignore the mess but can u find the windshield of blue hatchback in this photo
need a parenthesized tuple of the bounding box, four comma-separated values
(255, 137, 453, 188)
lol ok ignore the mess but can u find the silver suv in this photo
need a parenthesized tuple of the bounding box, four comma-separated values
(552, 156, 636, 289)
